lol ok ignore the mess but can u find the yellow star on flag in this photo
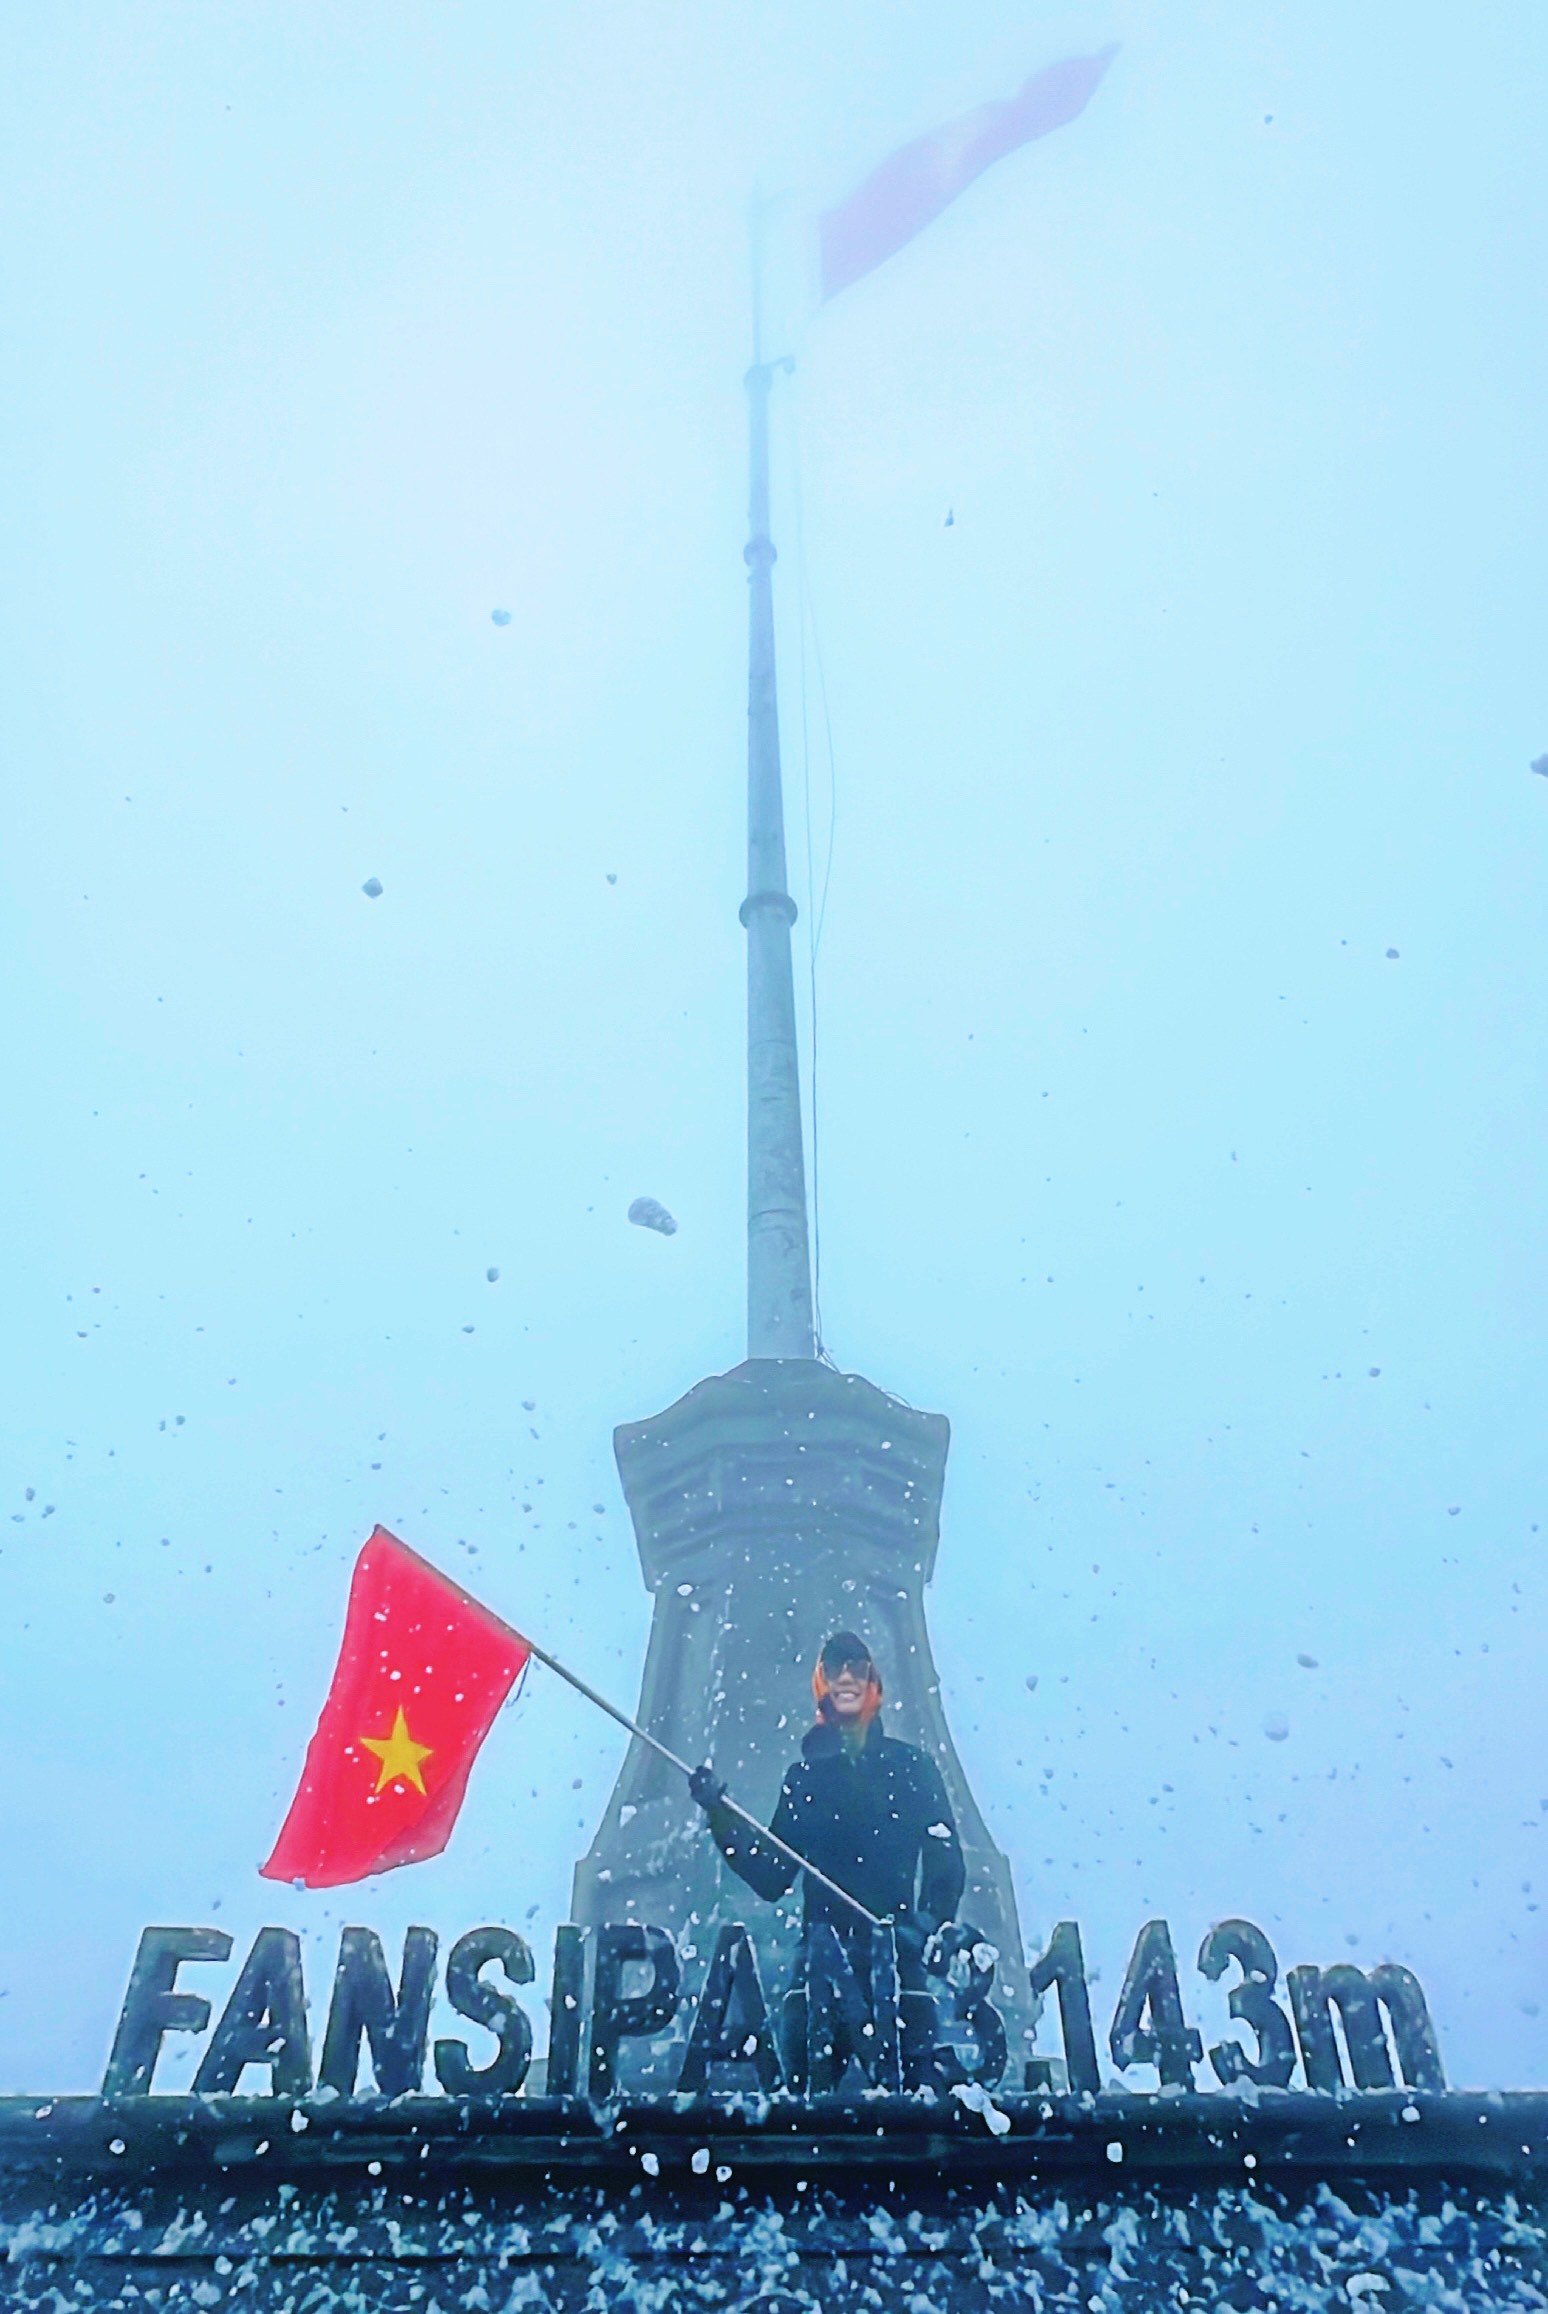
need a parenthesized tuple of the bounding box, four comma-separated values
(359, 1706, 433, 1796)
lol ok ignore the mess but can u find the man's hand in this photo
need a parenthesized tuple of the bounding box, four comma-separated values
(892, 1914, 929, 1971)
(689, 1763, 726, 1813)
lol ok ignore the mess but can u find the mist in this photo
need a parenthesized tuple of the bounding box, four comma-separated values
(2, 0, 1546, 2093)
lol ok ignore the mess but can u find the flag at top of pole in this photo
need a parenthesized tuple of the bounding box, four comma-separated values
(819, 47, 1118, 302)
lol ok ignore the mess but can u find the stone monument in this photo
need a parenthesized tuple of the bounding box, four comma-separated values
(570, 344, 1032, 2050)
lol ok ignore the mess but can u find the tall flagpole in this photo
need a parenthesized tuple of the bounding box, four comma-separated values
(742, 198, 816, 1360)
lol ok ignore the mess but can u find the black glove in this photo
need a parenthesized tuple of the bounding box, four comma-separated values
(892, 1914, 929, 1970)
(689, 1763, 726, 1812)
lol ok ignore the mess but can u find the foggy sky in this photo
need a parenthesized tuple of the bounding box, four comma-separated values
(3, 0, 1546, 2092)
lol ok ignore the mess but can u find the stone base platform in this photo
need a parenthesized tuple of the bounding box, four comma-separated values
(4, 2094, 1548, 2310)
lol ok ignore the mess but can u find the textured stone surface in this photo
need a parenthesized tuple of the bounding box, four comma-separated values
(7, 2095, 1548, 2311)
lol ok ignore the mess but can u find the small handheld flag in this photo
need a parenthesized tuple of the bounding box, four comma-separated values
(261, 1528, 530, 1889)
(263, 1527, 881, 1922)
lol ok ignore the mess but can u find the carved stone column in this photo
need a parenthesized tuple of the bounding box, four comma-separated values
(571, 1358, 1031, 2065)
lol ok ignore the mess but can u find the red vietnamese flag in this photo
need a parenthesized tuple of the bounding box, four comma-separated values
(261, 1528, 530, 1889)
(820, 47, 1117, 301)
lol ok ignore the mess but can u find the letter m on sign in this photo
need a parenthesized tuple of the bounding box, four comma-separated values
(1287, 1963, 1445, 2091)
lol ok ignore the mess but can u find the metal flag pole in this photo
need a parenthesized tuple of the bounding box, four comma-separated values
(743, 193, 816, 1360)
(516, 1628, 881, 1930)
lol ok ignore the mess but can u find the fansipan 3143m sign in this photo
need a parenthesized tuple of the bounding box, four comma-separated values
(102, 1913, 1444, 2103)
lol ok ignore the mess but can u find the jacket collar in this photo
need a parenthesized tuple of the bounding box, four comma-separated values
(802, 1717, 887, 1761)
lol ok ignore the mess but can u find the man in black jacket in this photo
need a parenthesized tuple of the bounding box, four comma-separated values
(688, 1630, 965, 1994)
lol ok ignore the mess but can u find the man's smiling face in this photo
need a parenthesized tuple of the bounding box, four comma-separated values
(825, 1656, 874, 1719)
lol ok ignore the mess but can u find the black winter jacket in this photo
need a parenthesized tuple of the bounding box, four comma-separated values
(707, 1718, 965, 1940)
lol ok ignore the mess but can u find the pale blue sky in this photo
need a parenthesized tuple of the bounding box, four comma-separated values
(2, 0, 1546, 2090)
